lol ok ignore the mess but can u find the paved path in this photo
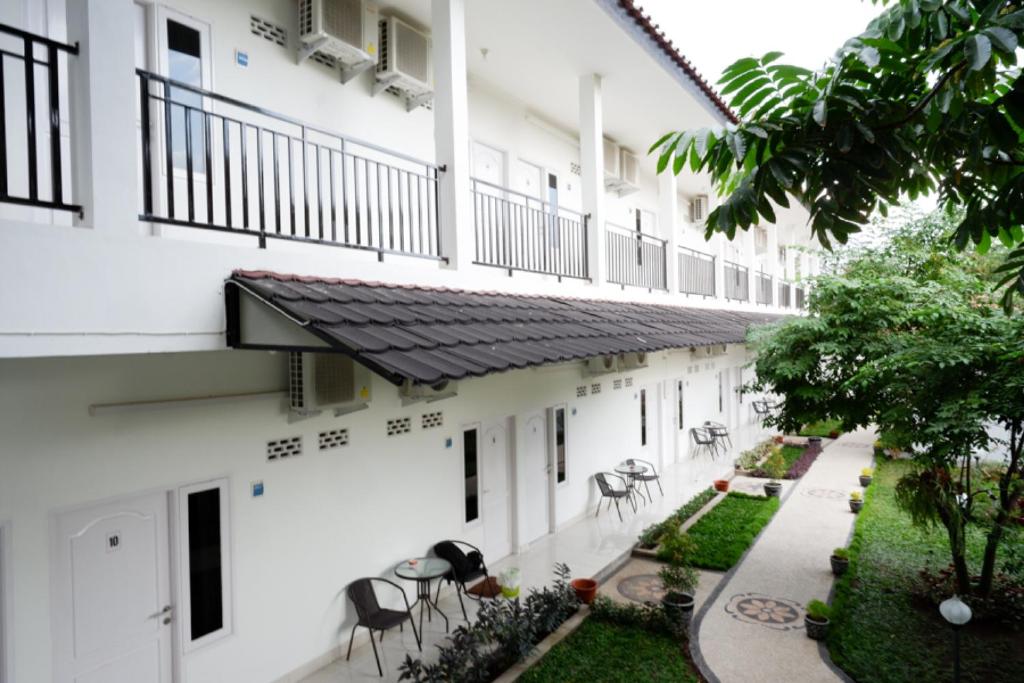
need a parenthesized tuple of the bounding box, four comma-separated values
(693, 429, 876, 683)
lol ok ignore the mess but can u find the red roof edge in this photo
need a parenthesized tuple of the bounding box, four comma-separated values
(617, 1, 739, 124)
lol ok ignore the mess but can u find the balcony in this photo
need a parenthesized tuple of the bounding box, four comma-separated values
(136, 70, 444, 262)
(724, 261, 749, 301)
(606, 222, 667, 291)
(678, 247, 716, 297)
(470, 178, 589, 280)
(755, 272, 773, 306)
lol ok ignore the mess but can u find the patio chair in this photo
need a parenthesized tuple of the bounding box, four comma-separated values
(752, 400, 771, 421)
(704, 420, 733, 451)
(625, 458, 664, 500)
(690, 427, 719, 460)
(433, 540, 500, 621)
(345, 577, 421, 677)
(594, 472, 636, 522)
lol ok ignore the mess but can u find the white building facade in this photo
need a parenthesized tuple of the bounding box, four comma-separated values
(0, 1, 820, 682)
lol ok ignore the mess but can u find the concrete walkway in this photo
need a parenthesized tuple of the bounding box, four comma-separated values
(693, 429, 876, 683)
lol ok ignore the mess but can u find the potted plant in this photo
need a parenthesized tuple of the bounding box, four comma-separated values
(859, 467, 874, 487)
(658, 528, 698, 625)
(570, 577, 598, 604)
(828, 429, 840, 439)
(849, 490, 864, 513)
(713, 479, 730, 492)
(830, 547, 850, 576)
(762, 446, 786, 497)
(805, 599, 831, 640)
(773, 435, 784, 445)
(873, 440, 885, 459)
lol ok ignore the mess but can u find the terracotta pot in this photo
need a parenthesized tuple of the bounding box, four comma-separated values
(828, 430, 840, 439)
(773, 435, 784, 444)
(714, 479, 730, 492)
(805, 615, 829, 640)
(570, 578, 598, 604)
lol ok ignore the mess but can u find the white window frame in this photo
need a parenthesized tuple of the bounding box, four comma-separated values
(176, 478, 232, 653)
(462, 424, 483, 529)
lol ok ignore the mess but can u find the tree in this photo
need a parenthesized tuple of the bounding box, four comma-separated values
(747, 209, 1024, 597)
(652, 0, 1024, 310)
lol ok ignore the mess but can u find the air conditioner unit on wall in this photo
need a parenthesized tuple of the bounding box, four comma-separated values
(691, 195, 709, 222)
(603, 138, 621, 184)
(583, 355, 619, 377)
(399, 378, 457, 405)
(288, 352, 372, 420)
(297, 0, 379, 69)
(617, 149, 640, 195)
(691, 344, 727, 359)
(618, 351, 648, 370)
(375, 15, 433, 107)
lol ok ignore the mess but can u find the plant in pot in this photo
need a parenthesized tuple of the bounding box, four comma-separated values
(804, 599, 831, 640)
(849, 489, 864, 513)
(658, 528, 698, 626)
(773, 435, 784, 445)
(570, 577, 598, 604)
(762, 446, 786, 497)
(714, 479, 730, 492)
(859, 467, 874, 487)
(830, 547, 850, 576)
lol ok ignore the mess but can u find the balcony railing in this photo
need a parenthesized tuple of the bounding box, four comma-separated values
(137, 70, 443, 261)
(606, 223, 667, 291)
(471, 178, 588, 280)
(778, 280, 792, 308)
(795, 286, 806, 309)
(0, 24, 80, 214)
(678, 247, 715, 297)
(723, 260, 749, 301)
(755, 272, 773, 306)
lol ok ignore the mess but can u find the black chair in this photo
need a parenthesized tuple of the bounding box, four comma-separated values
(345, 577, 421, 677)
(704, 420, 733, 451)
(433, 540, 498, 621)
(625, 458, 664, 500)
(594, 472, 636, 521)
(752, 400, 771, 420)
(690, 427, 719, 460)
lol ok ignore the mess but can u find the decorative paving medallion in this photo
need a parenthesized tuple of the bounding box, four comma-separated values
(724, 592, 804, 631)
(801, 487, 847, 500)
(617, 574, 665, 605)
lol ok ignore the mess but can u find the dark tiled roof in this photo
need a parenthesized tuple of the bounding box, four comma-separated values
(228, 270, 780, 386)
(616, 1, 739, 124)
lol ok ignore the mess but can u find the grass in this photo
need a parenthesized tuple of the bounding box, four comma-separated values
(681, 492, 780, 570)
(798, 419, 844, 437)
(829, 459, 1024, 683)
(519, 618, 698, 683)
(751, 445, 806, 478)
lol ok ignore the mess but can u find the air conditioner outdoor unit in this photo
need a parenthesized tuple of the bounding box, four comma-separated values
(691, 195, 709, 222)
(616, 148, 641, 196)
(618, 351, 648, 370)
(399, 378, 457, 405)
(603, 138, 621, 185)
(693, 344, 727, 358)
(584, 355, 619, 377)
(297, 0, 379, 68)
(288, 352, 372, 419)
(376, 15, 433, 100)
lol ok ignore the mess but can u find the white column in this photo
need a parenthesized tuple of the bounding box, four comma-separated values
(66, 0, 138, 232)
(432, 0, 473, 269)
(579, 74, 605, 285)
(659, 169, 678, 294)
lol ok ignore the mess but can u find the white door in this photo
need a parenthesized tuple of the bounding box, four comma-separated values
(481, 419, 512, 560)
(519, 411, 550, 545)
(513, 159, 543, 200)
(53, 492, 173, 683)
(472, 141, 505, 189)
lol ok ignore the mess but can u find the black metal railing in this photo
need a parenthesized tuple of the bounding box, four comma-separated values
(471, 178, 588, 280)
(795, 286, 806, 309)
(678, 246, 716, 297)
(778, 280, 792, 308)
(755, 272, 773, 306)
(724, 260, 749, 301)
(606, 222, 667, 291)
(0, 24, 80, 214)
(137, 70, 443, 261)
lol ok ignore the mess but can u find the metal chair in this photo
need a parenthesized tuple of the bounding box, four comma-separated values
(432, 539, 498, 621)
(594, 472, 636, 521)
(704, 420, 733, 451)
(345, 577, 421, 677)
(625, 458, 664, 500)
(690, 427, 719, 460)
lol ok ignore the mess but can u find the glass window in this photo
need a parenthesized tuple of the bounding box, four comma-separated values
(677, 380, 684, 430)
(186, 488, 223, 640)
(718, 372, 724, 413)
(640, 388, 647, 446)
(167, 19, 206, 172)
(463, 429, 479, 523)
(555, 408, 566, 484)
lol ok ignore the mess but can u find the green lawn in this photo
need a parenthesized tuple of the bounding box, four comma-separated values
(798, 419, 843, 437)
(679, 492, 780, 570)
(829, 460, 1024, 683)
(750, 445, 806, 478)
(519, 618, 698, 683)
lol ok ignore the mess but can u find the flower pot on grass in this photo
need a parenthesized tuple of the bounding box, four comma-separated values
(570, 578, 597, 604)
(859, 467, 874, 488)
(658, 529, 698, 626)
(830, 547, 850, 576)
(763, 481, 782, 497)
(762, 447, 786, 498)
(849, 491, 863, 513)
(805, 600, 831, 641)
(714, 479, 730, 492)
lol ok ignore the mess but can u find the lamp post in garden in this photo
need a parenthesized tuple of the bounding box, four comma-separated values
(939, 595, 972, 683)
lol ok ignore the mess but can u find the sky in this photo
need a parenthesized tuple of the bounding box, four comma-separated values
(639, 0, 884, 85)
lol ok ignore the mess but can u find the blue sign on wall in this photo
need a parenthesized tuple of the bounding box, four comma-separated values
(235, 50, 249, 68)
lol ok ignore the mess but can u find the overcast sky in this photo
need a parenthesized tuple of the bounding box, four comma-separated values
(640, 0, 884, 84)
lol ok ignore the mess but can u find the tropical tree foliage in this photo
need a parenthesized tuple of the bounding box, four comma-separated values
(651, 0, 1024, 310)
(747, 210, 1024, 597)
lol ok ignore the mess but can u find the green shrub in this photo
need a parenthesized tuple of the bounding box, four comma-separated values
(806, 599, 831, 621)
(832, 547, 850, 560)
(798, 419, 843, 438)
(658, 528, 698, 595)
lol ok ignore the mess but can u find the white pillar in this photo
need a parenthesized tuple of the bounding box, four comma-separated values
(67, 0, 138, 232)
(579, 74, 605, 285)
(432, 0, 473, 269)
(659, 169, 678, 294)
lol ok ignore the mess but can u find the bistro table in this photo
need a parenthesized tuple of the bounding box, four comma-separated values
(395, 557, 452, 635)
(614, 462, 649, 505)
(704, 420, 733, 453)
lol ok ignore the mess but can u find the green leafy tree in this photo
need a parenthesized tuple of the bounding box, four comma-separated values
(652, 0, 1024, 310)
(747, 210, 1024, 597)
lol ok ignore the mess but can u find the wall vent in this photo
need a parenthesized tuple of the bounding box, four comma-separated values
(267, 436, 302, 461)
(288, 352, 305, 410)
(569, 162, 582, 176)
(311, 51, 338, 69)
(421, 411, 444, 429)
(318, 428, 349, 451)
(624, 377, 634, 388)
(590, 383, 602, 395)
(576, 385, 587, 398)
(386, 417, 412, 436)
(251, 16, 287, 47)
(613, 379, 623, 390)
